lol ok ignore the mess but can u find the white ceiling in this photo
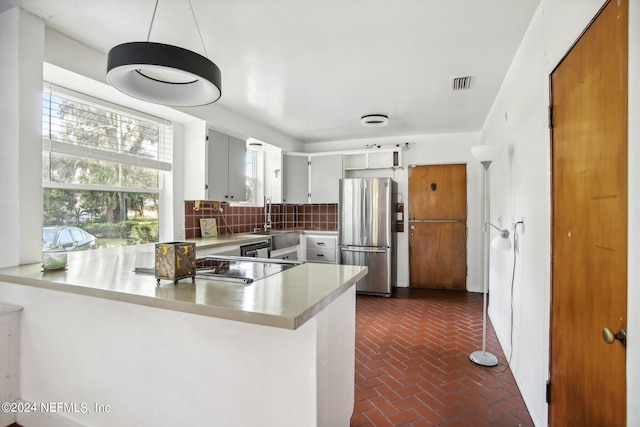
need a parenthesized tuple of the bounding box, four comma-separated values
(10, 0, 540, 144)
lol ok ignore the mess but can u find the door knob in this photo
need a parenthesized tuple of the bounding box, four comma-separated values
(602, 327, 627, 347)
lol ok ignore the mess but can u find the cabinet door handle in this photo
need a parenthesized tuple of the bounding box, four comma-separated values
(317, 242, 325, 246)
(317, 254, 324, 257)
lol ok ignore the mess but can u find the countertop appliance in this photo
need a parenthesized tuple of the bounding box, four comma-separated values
(196, 255, 300, 284)
(339, 177, 396, 297)
(240, 240, 271, 258)
(136, 255, 300, 285)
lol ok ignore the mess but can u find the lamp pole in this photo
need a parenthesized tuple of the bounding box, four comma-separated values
(470, 160, 499, 367)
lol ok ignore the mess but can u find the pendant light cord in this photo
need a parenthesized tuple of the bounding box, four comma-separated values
(146, 0, 160, 42)
(188, 0, 209, 58)
(145, 0, 209, 58)
(494, 220, 524, 373)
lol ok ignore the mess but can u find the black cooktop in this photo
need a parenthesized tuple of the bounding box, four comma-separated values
(195, 255, 299, 284)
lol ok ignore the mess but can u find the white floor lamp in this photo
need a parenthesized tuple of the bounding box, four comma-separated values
(470, 145, 511, 367)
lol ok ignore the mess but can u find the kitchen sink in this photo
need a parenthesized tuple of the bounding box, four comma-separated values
(253, 230, 301, 250)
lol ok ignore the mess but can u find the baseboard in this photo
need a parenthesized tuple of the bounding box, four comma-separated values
(16, 400, 85, 427)
(0, 410, 17, 427)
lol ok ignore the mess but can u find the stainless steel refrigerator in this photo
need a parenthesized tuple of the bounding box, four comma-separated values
(339, 178, 396, 297)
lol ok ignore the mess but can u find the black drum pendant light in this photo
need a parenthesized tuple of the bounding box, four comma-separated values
(106, 0, 221, 107)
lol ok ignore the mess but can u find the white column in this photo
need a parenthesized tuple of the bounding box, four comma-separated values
(0, 8, 44, 267)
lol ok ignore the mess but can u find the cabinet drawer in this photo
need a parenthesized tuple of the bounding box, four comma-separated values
(305, 236, 336, 250)
(271, 249, 298, 261)
(306, 248, 337, 264)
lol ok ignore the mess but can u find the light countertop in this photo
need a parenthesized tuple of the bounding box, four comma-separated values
(0, 243, 365, 330)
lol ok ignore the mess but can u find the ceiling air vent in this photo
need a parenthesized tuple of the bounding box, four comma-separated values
(451, 76, 473, 91)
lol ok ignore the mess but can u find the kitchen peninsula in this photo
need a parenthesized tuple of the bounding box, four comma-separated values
(0, 239, 367, 427)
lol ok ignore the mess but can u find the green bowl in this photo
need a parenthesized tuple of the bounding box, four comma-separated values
(42, 250, 68, 270)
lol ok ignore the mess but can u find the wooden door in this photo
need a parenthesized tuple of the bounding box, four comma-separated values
(408, 164, 467, 290)
(550, 1, 628, 425)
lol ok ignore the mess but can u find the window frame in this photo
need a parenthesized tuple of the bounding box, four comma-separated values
(245, 148, 258, 204)
(233, 146, 265, 207)
(41, 82, 173, 246)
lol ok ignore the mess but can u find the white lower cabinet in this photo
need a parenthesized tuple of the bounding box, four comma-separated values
(270, 248, 299, 261)
(305, 234, 338, 264)
(0, 302, 22, 427)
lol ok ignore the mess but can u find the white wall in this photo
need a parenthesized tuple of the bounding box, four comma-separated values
(480, 0, 638, 425)
(480, 5, 550, 425)
(305, 132, 484, 291)
(0, 8, 44, 268)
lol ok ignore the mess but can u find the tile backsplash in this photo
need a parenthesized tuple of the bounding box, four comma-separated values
(184, 201, 338, 239)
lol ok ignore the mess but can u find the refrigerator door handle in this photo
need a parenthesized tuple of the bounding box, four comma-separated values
(408, 219, 464, 223)
(340, 247, 387, 254)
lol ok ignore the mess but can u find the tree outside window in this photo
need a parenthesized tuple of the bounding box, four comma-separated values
(42, 84, 171, 248)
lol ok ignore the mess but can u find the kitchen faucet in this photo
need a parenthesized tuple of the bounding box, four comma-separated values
(264, 197, 272, 230)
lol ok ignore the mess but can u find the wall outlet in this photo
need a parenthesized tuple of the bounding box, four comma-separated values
(511, 217, 525, 233)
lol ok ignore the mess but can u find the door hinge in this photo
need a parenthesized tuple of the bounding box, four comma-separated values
(546, 380, 551, 404)
(548, 106, 554, 129)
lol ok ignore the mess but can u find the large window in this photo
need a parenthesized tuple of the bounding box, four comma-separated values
(42, 84, 172, 248)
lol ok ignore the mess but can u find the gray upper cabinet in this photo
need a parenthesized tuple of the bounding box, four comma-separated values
(309, 154, 342, 204)
(282, 153, 343, 204)
(207, 129, 246, 201)
(283, 154, 308, 204)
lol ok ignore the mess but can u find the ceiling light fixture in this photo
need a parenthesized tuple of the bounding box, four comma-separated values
(106, 0, 221, 107)
(361, 114, 389, 127)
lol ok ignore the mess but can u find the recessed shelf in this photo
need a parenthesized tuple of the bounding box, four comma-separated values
(343, 149, 402, 170)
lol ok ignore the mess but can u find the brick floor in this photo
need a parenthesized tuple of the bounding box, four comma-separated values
(351, 288, 534, 427)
